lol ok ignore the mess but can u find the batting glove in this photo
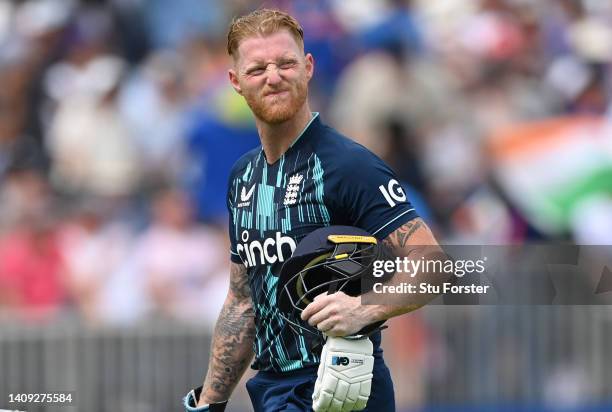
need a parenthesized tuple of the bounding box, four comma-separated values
(183, 386, 227, 412)
(312, 336, 374, 412)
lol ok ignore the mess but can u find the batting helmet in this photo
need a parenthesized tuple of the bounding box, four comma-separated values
(277, 225, 392, 341)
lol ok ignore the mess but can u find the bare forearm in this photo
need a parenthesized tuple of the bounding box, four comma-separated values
(200, 294, 255, 403)
(362, 218, 448, 323)
(360, 297, 425, 324)
(199, 263, 255, 405)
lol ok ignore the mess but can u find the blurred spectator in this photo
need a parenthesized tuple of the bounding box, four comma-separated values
(0, 218, 66, 321)
(561, 0, 612, 64)
(0, 167, 52, 231)
(357, 0, 424, 57)
(45, 54, 142, 197)
(13, 0, 74, 162)
(119, 49, 189, 185)
(133, 187, 228, 326)
(0, 54, 48, 178)
(0, 169, 66, 321)
(144, 0, 227, 49)
(59, 200, 146, 325)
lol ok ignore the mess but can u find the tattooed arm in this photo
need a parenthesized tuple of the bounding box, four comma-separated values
(370, 217, 446, 316)
(302, 218, 447, 337)
(197, 262, 255, 406)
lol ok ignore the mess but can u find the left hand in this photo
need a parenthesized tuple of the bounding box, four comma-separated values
(301, 292, 370, 337)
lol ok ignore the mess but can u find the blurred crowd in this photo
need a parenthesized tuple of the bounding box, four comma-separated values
(0, 0, 611, 325)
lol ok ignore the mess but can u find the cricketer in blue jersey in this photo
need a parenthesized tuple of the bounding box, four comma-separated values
(186, 8, 442, 412)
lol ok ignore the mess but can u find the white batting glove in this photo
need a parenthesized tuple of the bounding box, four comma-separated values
(312, 336, 374, 412)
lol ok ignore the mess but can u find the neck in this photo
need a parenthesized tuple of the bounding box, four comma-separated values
(256, 104, 312, 164)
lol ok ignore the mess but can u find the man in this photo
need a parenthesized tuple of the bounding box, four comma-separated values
(187, 8, 441, 412)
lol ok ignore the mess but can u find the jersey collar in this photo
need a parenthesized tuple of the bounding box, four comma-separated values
(262, 112, 321, 165)
(289, 112, 320, 149)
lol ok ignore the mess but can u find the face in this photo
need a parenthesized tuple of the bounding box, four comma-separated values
(229, 30, 313, 124)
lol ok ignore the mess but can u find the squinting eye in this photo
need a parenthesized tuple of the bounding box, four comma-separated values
(249, 68, 265, 76)
(280, 61, 297, 69)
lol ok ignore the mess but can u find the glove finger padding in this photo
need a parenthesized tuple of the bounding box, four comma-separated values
(312, 336, 374, 412)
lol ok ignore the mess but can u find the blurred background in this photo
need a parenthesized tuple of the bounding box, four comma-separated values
(0, 0, 611, 410)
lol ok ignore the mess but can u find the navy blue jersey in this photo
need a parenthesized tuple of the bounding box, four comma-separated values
(227, 113, 418, 372)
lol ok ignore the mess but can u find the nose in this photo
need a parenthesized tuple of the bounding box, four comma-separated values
(265, 65, 282, 86)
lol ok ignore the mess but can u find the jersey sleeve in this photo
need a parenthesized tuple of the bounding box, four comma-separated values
(332, 145, 419, 240)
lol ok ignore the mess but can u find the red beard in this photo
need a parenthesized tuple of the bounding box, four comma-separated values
(243, 77, 308, 124)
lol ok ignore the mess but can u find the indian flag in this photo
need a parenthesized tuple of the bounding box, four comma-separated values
(488, 116, 612, 236)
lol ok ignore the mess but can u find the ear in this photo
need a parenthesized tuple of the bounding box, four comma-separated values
(228, 68, 242, 95)
(305, 53, 314, 81)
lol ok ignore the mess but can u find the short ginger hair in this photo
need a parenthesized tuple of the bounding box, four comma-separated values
(227, 9, 305, 58)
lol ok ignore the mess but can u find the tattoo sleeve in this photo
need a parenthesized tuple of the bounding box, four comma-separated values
(381, 218, 426, 256)
(200, 262, 255, 403)
(362, 218, 447, 319)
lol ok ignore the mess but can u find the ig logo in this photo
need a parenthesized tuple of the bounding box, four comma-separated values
(379, 179, 406, 207)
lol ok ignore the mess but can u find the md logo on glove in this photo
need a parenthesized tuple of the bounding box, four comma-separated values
(331, 356, 349, 366)
(331, 355, 366, 366)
